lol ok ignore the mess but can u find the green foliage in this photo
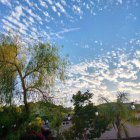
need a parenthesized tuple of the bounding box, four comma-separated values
(72, 90, 92, 106)
(70, 90, 110, 140)
(0, 34, 67, 112)
(0, 101, 72, 140)
(29, 101, 72, 132)
(100, 92, 140, 139)
(0, 40, 17, 105)
(0, 105, 26, 139)
(25, 43, 67, 88)
(27, 117, 42, 133)
(0, 67, 15, 104)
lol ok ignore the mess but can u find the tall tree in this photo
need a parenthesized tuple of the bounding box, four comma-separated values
(0, 35, 67, 113)
(71, 91, 109, 140)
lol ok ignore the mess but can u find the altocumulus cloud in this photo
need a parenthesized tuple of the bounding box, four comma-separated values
(0, 0, 138, 42)
(53, 48, 140, 106)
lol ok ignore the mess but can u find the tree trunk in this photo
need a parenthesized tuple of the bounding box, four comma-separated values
(117, 128, 121, 140)
(23, 90, 29, 113)
(15, 64, 29, 113)
(116, 117, 122, 140)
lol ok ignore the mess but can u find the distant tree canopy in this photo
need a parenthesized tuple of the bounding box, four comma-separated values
(0, 34, 67, 112)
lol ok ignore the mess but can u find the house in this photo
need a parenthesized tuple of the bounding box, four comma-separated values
(59, 114, 73, 134)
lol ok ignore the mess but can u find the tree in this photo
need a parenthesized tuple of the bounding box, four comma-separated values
(0, 105, 25, 139)
(71, 91, 109, 140)
(0, 34, 67, 113)
(0, 36, 17, 105)
(100, 92, 140, 139)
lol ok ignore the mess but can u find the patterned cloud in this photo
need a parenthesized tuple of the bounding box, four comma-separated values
(53, 47, 140, 106)
(0, 0, 138, 42)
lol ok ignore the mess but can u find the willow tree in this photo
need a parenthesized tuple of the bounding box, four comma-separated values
(0, 35, 67, 113)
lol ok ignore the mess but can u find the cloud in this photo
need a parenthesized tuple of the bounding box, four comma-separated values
(55, 2, 66, 14)
(118, 0, 123, 4)
(1, 0, 83, 41)
(14, 5, 23, 20)
(47, 0, 53, 5)
(72, 5, 83, 15)
(38, 0, 48, 9)
(132, 59, 140, 68)
(0, 0, 12, 7)
(1, 0, 139, 42)
(50, 27, 80, 39)
(56, 27, 80, 34)
(52, 6, 57, 12)
(53, 48, 140, 106)
(25, 0, 34, 7)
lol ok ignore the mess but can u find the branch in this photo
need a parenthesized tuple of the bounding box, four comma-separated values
(23, 62, 49, 79)
(26, 86, 54, 102)
(0, 60, 26, 93)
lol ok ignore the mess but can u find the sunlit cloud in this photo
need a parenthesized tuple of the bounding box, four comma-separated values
(53, 47, 140, 106)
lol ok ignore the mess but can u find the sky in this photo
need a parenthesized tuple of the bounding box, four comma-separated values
(0, 0, 140, 106)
